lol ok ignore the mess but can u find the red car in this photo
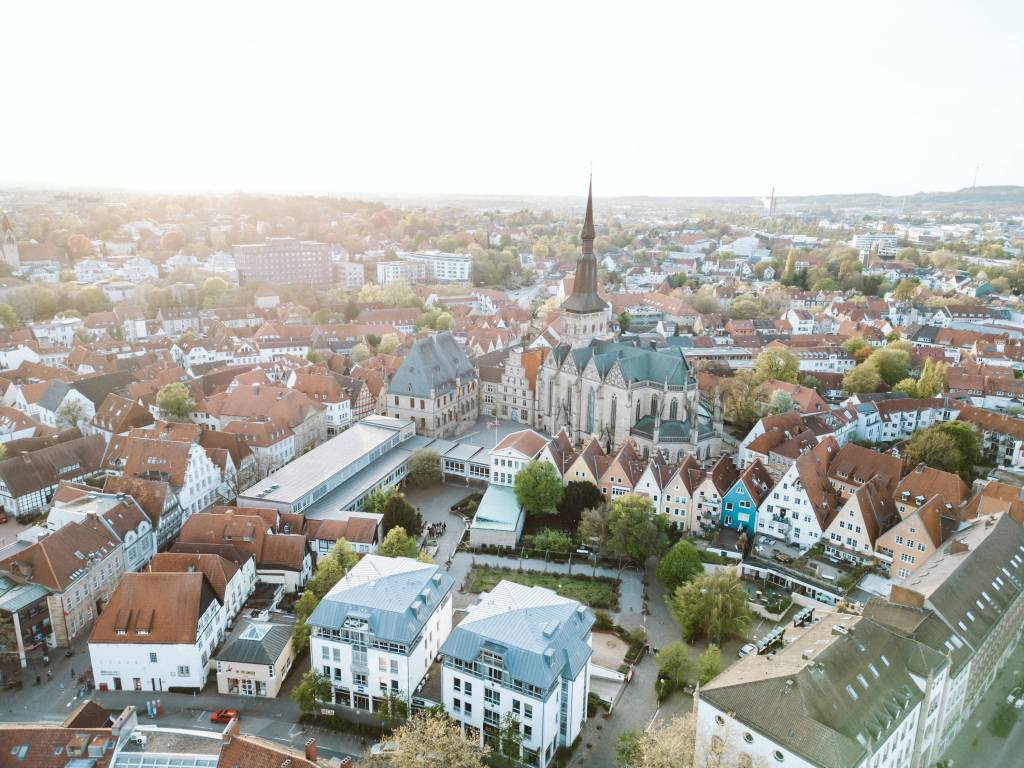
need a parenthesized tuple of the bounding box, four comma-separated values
(210, 709, 239, 724)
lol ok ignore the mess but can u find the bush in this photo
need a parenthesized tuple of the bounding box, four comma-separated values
(593, 609, 614, 631)
(988, 704, 1018, 738)
(586, 692, 609, 717)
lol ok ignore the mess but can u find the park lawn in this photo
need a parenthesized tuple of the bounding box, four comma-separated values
(468, 566, 618, 609)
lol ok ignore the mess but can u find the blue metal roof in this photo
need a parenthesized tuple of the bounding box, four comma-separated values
(306, 555, 454, 645)
(440, 581, 594, 691)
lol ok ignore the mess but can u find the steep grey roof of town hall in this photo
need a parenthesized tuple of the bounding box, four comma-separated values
(388, 331, 476, 398)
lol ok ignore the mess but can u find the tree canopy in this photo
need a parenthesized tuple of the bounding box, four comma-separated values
(370, 709, 487, 768)
(905, 421, 981, 481)
(667, 568, 752, 644)
(655, 640, 694, 689)
(406, 449, 441, 487)
(753, 349, 799, 384)
(380, 493, 423, 536)
(513, 461, 563, 515)
(607, 493, 670, 562)
(156, 382, 194, 420)
(379, 526, 421, 558)
(655, 540, 703, 593)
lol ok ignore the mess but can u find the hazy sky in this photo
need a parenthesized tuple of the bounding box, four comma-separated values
(3, 1, 1022, 198)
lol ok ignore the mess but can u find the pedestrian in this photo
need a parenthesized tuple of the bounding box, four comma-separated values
(71, 667, 75, 678)
(35, 674, 41, 686)
(46, 669, 52, 681)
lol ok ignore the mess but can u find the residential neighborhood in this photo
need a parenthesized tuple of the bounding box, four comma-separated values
(3, 3, 1024, 767)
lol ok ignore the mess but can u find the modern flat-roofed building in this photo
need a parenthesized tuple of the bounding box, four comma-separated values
(307, 555, 454, 711)
(237, 416, 415, 515)
(233, 238, 333, 287)
(398, 250, 473, 282)
(439, 580, 594, 768)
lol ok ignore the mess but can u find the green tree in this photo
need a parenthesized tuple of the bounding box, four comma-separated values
(381, 494, 424, 537)
(667, 568, 752, 644)
(557, 480, 603, 518)
(513, 461, 563, 515)
(893, 378, 919, 397)
(292, 590, 318, 653)
(199, 276, 229, 307)
(363, 486, 400, 516)
(753, 349, 799, 384)
(498, 712, 523, 761)
(328, 538, 358, 573)
(893, 278, 918, 300)
(350, 343, 370, 363)
(917, 358, 947, 397)
(379, 526, 420, 558)
(842, 337, 868, 356)
(723, 369, 761, 432)
(291, 670, 331, 715)
(306, 557, 345, 600)
(905, 422, 981, 482)
(0, 303, 18, 328)
(406, 449, 441, 487)
(867, 347, 910, 386)
(655, 540, 703, 593)
(697, 645, 722, 685)
(156, 382, 195, 420)
(435, 312, 453, 331)
(655, 640, 694, 689)
(578, 505, 610, 556)
(618, 312, 631, 332)
(531, 528, 572, 554)
(378, 333, 400, 354)
(607, 493, 670, 562)
(768, 390, 795, 414)
(843, 363, 883, 394)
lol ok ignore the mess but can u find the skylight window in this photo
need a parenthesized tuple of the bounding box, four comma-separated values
(846, 685, 859, 701)
(868, 664, 879, 679)
(857, 674, 869, 690)
(880, 655, 890, 668)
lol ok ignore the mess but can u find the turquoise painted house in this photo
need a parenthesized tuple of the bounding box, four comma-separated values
(720, 459, 774, 535)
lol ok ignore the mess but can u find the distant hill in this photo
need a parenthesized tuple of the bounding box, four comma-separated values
(381, 185, 1024, 215)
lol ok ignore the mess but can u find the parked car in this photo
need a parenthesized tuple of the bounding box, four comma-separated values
(772, 552, 794, 564)
(738, 643, 757, 658)
(370, 742, 399, 756)
(1007, 687, 1024, 709)
(210, 709, 239, 724)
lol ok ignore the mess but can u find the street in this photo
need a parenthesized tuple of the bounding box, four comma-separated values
(941, 641, 1024, 767)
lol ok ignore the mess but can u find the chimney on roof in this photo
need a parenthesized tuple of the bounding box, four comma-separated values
(304, 738, 317, 762)
(949, 539, 969, 555)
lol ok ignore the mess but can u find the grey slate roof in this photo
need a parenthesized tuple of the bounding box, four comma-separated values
(306, 555, 454, 645)
(217, 621, 293, 665)
(37, 381, 72, 413)
(702, 617, 946, 768)
(440, 580, 594, 693)
(388, 332, 476, 399)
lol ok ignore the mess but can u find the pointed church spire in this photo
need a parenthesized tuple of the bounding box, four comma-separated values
(581, 175, 595, 249)
(562, 176, 607, 317)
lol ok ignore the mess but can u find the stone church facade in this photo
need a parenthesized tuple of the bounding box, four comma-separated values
(532, 179, 724, 462)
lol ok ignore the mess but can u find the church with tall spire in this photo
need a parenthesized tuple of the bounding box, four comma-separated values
(560, 178, 609, 347)
(532, 177, 724, 460)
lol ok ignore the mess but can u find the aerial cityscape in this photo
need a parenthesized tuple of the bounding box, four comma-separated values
(2, 3, 1023, 768)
